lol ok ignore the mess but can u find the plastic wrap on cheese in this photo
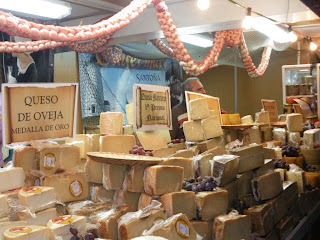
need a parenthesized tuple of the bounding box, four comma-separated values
(67, 200, 112, 216)
(191, 154, 213, 178)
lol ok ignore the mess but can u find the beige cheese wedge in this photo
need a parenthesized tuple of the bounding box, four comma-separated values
(13, 147, 37, 173)
(114, 189, 141, 211)
(3, 225, 50, 240)
(90, 186, 114, 203)
(85, 159, 103, 184)
(0, 195, 8, 218)
(0, 168, 25, 193)
(161, 157, 193, 179)
(123, 166, 147, 193)
(100, 135, 136, 153)
(252, 172, 283, 201)
(18, 187, 55, 212)
(189, 98, 210, 120)
(102, 164, 128, 190)
(190, 221, 210, 240)
(100, 112, 124, 135)
(17, 208, 57, 226)
(212, 155, 239, 187)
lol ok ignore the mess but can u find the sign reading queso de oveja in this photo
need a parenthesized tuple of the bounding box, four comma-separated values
(2, 83, 78, 145)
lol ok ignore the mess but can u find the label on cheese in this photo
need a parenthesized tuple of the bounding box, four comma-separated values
(52, 216, 73, 224)
(176, 220, 190, 238)
(23, 187, 42, 194)
(9, 227, 32, 234)
(35, 179, 41, 186)
(69, 180, 83, 197)
(44, 153, 56, 170)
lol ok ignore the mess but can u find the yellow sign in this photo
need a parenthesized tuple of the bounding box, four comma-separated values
(2, 83, 78, 145)
(261, 99, 278, 123)
(134, 84, 172, 131)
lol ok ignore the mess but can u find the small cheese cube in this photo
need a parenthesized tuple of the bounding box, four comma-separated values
(47, 215, 86, 240)
(221, 114, 230, 125)
(161, 157, 193, 179)
(119, 208, 167, 240)
(197, 136, 225, 153)
(0, 168, 25, 193)
(123, 166, 146, 193)
(201, 116, 223, 139)
(4, 225, 50, 240)
(123, 125, 134, 135)
(303, 129, 320, 149)
(241, 115, 253, 125)
(255, 111, 271, 126)
(212, 155, 239, 186)
(144, 214, 198, 240)
(100, 112, 124, 135)
(252, 172, 283, 201)
(237, 171, 253, 199)
(190, 221, 210, 240)
(65, 134, 93, 159)
(286, 113, 303, 132)
(229, 144, 264, 173)
(183, 120, 204, 142)
(152, 148, 175, 158)
(213, 213, 251, 240)
(0, 195, 8, 218)
(17, 208, 57, 226)
(113, 189, 141, 211)
(13, 147, 37, 173)
(42, 173, 89, 203)
(102, 164, 128, 190)
(85, 159, 103, 184)
(100, 135, 136, 153)
(273, 128, 287, 143)
(195, 190, 228, 221)
(229, 114, 241, 125)
(160, 191, 196, 220)
(192, 154, 213, 177)
(90, 186, 114, 203)
(244, 203, 275, 236)
(189, 98, 210, 120)
(18, 187, 55, 212)
(144, 166, 184, 196)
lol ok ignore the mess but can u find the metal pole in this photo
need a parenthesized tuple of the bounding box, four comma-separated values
(297, 41, 301, 64)
(234, 65, 238, 113)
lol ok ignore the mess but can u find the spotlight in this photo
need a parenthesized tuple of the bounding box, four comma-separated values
(197, 0, 209, 11)
(310, 41, 317, 51)
(288, 26, 297, 43)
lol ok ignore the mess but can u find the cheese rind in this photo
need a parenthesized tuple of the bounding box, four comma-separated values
(102, 164, 127, 190)
(229, 114, 241, 125)
(212, 155, 239, 186)
(189, 98, 210, 120)
(3, 225, 50, 240)
(183, 120, 204, 142)
(100, 135, 136, 153)
(144, 166, 184, 196)
(85, 159, 103, 184)
(18, 187, 55, 212)
(0, 167, 25, 193)
(253, 159, 274, 178)
(13, 147, 37, 173)
(42, 173, 89, 203)
(286, 113, 303, 132)
(113, 189, 140, 211)
(252, 172, 283, 201)
(100, 112, 124, 135)
(0, 195, 8, 218)
(160, 191, 196, 220)
(161, 158, 193, 179)
(221, 114, 230, 125)
(195, 190, 228, 221)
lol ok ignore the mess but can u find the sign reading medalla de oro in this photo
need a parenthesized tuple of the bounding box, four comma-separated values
(2, 83, 78, 145)
(133, 84, 172, 131)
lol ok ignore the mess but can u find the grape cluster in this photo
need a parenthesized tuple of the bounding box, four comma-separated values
(303, 162, 317, 172)
(70, 227, 94, 240)
(171, 139, 185, 144)
(182, 176, 217, 194)
(129, 145, 153, 156)
(273, 159, 290, 171)
(281, 143, 300, 157)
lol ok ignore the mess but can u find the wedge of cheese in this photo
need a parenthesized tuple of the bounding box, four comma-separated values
(160, 191, 196, 220)
(252, 172, 283, 201)
(59, 145, 80, 172)
(42, 173, 89, 203)
(38, 146, 61, 176)
(192, 154, 213, 177)
(126, 103, 134, 125)
(253, 159, 274, 178)
(123, 166, 146, 193)
(144, 166, 184, 196)
(136, 132, 168, 151)
(190, 221, 210, 240)
(0, 168, 25, 193)
(212, 155, 239, 187)
(213, 212, 251, 240)
(85, 159, 103, 184)
(3, 225, 50, 240)
(119, 208, 167, 240)
(189, 98, 210, 120)
(13, 147, 37, 173)
(123, 125, 134, 135)
(100, 112, 124, 135)
(152, 148, 175, 158)
(221, 180, 238, 209)
(90, 186, 114, 203)
(161, 158, 193, 179)
(195, 190, 228, 221)
(114, 189, 141, 211)
(17, 208, 57, 226)
(102, 164, 128, 190)
(100, 135, 136, 153)
(241, 115, 253, 125)
(18, 187, 55, 212)
(255, 111, 271, 126)
(183, 120, 204, 142)
(221, 114, 230, 125)
(67, 201, 112, 216)
(89, 134, 102, 152)
(197, 136, 225, 154)
(237, 171, 253, 199)
(286, 113, 303, 132)
(170, 149, 194, 158)
(47, 215, 86, 240)
(0, 222, 27, 239)
(0, 195, 8, 218)
(201, 116, 223, 140)
(229, 114, 241, 125)
(303, 129, 320, 149)
(65, 134, 93, 159)
(138, 193, 157, 210)
(273, 128, 286, 143)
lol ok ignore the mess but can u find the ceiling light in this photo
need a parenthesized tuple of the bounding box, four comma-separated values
(0, 0, 72, 19)
(197, 0, 209, 11)
(179, 34, 213, 48)
(288, 31, 297, 42)
(310, 41, 317, 51)
(243, 7, 252, 29)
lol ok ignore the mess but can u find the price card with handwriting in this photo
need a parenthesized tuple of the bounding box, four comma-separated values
(261, 99, 278, 123)
(2, 83, 78, 145)
(133, 84, 172, 131)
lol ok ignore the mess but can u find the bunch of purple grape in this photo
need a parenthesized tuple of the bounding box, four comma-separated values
(303, 162, 317, 172)
(183, 176, 217, 193)
(273, 159, 290, 171)
(281, 143, 300, 157)
(171, 139, 185, 144)
(129, 145, 153, 156)
(70, 227, 94, 240)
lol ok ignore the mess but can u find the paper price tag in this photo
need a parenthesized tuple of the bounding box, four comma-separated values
(44, 153, 56, 170)
(176, 220, 190, 238)
(69, 180, 83, 197)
